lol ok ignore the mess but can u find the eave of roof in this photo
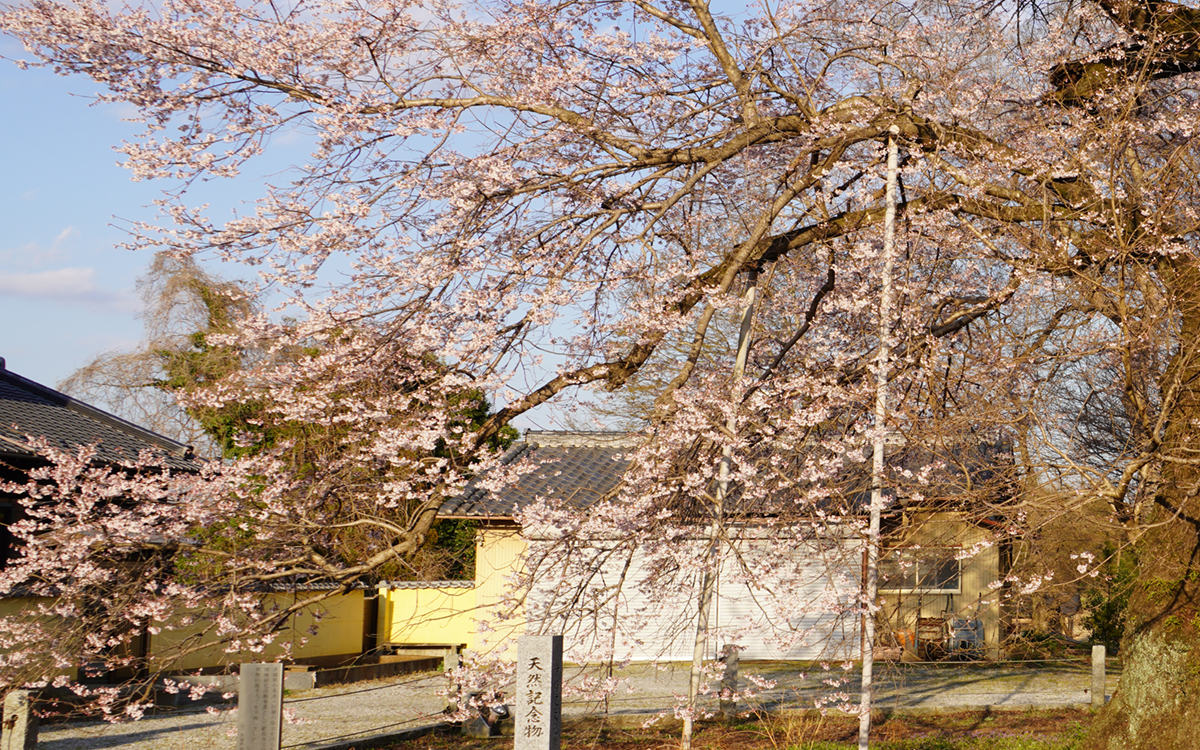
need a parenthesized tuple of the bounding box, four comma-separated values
(439, 432, 1016, 522)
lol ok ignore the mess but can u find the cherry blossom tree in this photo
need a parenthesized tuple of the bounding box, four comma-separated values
(0, 441, 280, 718)
(61, 253, 509, 580)
(6, 0, 1200, 745)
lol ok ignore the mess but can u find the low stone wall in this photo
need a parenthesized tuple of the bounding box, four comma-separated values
(171, 655, 444, 694)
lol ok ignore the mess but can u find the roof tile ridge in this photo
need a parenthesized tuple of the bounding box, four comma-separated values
(522, 430, 641, 448)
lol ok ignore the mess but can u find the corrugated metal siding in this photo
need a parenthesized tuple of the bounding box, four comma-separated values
(525, 535, 860, 662)
(525, 543, 709, 662)
(715, 540, 862, 661)
(608, 548, 709, 663)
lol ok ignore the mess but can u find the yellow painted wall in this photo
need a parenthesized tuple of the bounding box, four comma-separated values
(379, 586, 475, 647)
(0, 596, 40, 619)
(0, 595, 79, 681)
(471, 527, 527, 656)
(376, 526, 528, 657)
(152, 589, 366, 672)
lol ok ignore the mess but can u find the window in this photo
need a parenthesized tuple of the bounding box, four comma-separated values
(879, 548, 961, 594)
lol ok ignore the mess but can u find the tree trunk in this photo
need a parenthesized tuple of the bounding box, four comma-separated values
(1087, 261, 1200, 750)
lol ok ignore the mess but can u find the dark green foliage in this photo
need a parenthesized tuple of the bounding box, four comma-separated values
(1082, 544, 1137, 654)
(428, 519, 480, 581)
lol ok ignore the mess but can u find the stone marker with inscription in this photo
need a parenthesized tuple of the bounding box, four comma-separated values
(516, 635, 562, 750)
(238, 663, 285, 750)
(1, 690, 37, 750)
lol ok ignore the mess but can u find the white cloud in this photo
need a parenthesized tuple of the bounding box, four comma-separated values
(0, 267, 140, 312)
(0, 266, 94, 295)
(52, 226, 78, 249)
(0, 242, 51, 266)
(0, 224, 77, 267)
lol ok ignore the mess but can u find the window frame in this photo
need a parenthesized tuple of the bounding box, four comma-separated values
(878, 546, 962, 595)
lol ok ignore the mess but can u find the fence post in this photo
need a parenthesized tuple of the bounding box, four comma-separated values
(1091, 645, 1106, 709)
(2, 690, 38, 750)
(444, 649, 460, 713)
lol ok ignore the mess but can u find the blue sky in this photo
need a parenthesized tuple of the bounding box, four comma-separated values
(0, 34, 298, 394)
(0, 37, 593, 431)
(1, 45, 164, 389)
(0, 56, 569, 432)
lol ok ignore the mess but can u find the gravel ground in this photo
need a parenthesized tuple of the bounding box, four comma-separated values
(37, 661, 1118, 750)
(37, 673, 451, 750)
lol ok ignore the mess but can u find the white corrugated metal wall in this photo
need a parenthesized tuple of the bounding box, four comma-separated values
(524, 533, 861, 662)
(714, 538, 862, 661)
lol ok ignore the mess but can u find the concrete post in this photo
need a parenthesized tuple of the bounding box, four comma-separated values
(1092, 644, 1106, 709)
(2, 690, 38, 750)
(444, 649, 460, 712)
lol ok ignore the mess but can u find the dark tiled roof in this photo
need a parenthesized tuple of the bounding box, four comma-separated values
(439, 431, 1015, 521)
(439, 432, 636, 518)
(0, 361, 197, 471)
(377, 580, 475, 589)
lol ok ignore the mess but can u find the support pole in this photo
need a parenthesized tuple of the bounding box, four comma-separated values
(858, 125, 900, 750)
(683, 268, 758, 750)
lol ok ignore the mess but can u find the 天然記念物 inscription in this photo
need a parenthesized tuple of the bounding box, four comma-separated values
(516, 635, 562, 750)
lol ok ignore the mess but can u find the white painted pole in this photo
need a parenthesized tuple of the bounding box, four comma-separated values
(859, 126, 900, 750)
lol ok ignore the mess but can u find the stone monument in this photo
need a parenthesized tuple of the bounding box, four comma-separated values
(1091, 644, 1106, 709)
(1, 690, 37, 750)
(516, 635, 562, 750)
(238, 663, 285, 750)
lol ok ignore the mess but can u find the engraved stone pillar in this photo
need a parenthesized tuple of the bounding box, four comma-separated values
(1091, 645, 1106, 709)
(516, 635, 562, 750)
(1, 690, 38, 750)
(238, 663, 285, 750)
